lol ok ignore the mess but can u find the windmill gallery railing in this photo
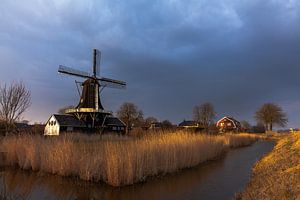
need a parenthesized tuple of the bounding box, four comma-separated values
(65, 108, 112, 114)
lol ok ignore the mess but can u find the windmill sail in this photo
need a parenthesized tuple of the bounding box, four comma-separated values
(98, 77, 126, 89)
(92, 49, 101, 77)
(59, 65, 91, 79)
(56, 48, 127, 132)
(94, 49, 101, 77)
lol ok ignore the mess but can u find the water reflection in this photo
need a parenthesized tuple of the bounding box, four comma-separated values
(0, 141, 274, 200)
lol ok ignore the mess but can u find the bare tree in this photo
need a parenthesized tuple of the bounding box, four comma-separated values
(255, 103, 287, 131)
(0, 82, 31, 134)
(193, 102, 216, 131)
(58, 105, 74, 114)
(117, 102, 143, 134)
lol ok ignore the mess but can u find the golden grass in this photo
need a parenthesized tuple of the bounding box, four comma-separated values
(0, 131, 259, 186)
(236, 132, 300, 200)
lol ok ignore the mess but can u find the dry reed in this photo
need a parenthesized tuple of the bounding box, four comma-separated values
(0, 131, 258, 186)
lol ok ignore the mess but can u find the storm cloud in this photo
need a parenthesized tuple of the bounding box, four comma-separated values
(0, 0, 299, 128)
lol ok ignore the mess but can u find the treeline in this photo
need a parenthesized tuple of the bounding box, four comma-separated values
(0, 81, 289, 136)
(115, 101, 288, 134)
(115, 102, 174, 134)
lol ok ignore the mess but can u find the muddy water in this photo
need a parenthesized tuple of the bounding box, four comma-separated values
(0, 140, 274, 200)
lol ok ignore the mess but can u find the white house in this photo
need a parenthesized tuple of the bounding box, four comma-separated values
(44, 114, 86, 136)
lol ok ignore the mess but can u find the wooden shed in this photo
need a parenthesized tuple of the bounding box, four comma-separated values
(44, 114, 126, 136)
(216, 116, 241, 133)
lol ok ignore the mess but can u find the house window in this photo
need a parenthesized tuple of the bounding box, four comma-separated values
(227, 123, 231, 126)
(220, 122, 224, 126)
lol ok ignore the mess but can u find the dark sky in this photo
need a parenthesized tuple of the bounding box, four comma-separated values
(0, 0, 299, 128)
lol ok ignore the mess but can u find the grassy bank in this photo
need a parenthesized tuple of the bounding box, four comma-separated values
(0, 131, 258, 186)
(237, 132, 300, 200)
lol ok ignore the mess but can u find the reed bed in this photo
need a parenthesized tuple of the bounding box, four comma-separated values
(0, 131, 258, 186)
(224, 133, 262, 148)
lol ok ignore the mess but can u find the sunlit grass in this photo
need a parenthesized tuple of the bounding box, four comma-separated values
(0, 131, 259, 186)
(236, 132, 300, 200)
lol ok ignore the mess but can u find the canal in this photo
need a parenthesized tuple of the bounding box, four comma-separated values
(0, 140, 275, 200)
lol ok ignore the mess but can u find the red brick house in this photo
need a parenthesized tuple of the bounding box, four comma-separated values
(216, 116, 241, 133)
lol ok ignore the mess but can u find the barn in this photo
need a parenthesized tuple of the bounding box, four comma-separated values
(103, 116, 126, 133)
(44, 114, 126, 136)
(216, 116, 241, 133)
(44, 114, 86, 136)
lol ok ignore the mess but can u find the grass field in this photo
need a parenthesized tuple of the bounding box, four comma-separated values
(236, 132, 300, 200)
(0, 131, 259, 186)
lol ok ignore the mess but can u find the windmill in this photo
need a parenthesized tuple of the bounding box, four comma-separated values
(58, 49, 126, 130)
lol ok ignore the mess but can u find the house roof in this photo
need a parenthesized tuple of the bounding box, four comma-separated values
(104, 116, 126, 127)
(178, 120, 198, 127)
(226, 117, 240, 123)
(53, 114, 86, 127)
(216, 116, 240, 126)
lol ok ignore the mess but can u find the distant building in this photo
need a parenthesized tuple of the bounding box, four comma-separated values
(15, 122, 32, 130)
(216, 116, 241, 133)
(0, 120, 45, 135)
(178, 120, 203, 132)
(104, 116, 126, 132)
(44, 114, 126, 135)
(149, 122, 162, 129)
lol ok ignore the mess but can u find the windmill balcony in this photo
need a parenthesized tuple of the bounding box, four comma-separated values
(65, 108, 112, 114)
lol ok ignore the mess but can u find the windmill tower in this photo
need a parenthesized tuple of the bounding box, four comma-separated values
(56, 49, 126, 132)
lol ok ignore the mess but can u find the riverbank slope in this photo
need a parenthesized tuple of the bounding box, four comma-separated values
(238, 133, 300, 200)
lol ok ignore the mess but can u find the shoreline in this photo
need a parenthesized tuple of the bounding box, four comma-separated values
(0, 132, 259, 187)
(236, 133, 300, 199)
